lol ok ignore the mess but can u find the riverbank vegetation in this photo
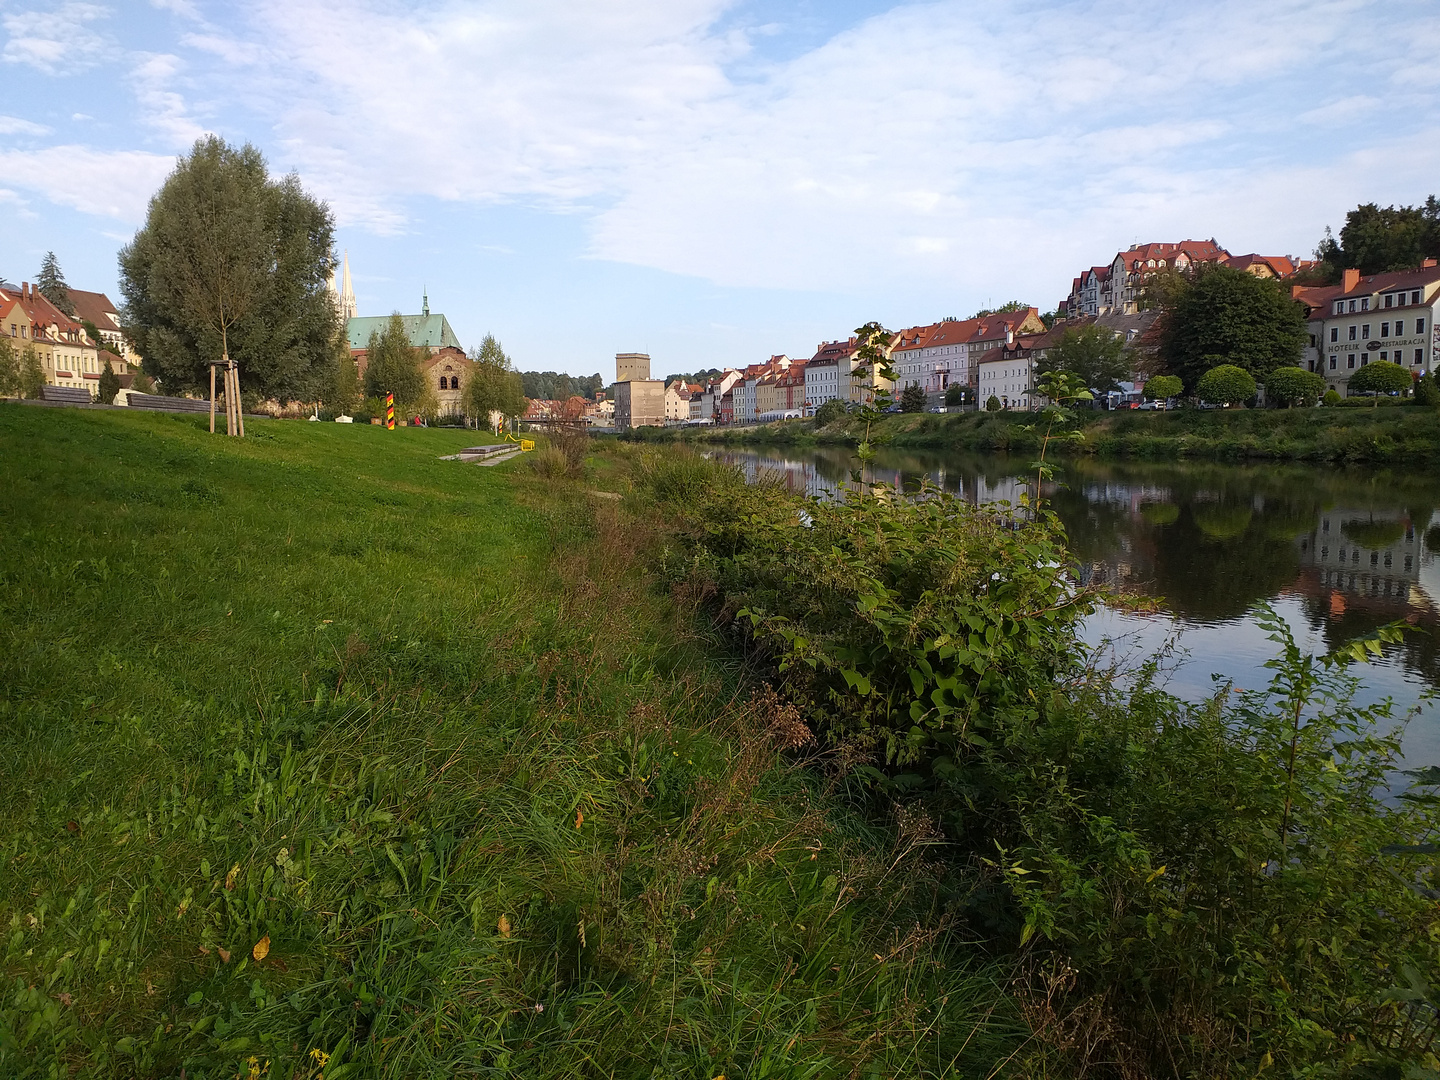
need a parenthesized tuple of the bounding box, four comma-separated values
(0, 408, 1015, 1078)
(637, 403, 1440, 464)
(631, 444, 1440, 1077)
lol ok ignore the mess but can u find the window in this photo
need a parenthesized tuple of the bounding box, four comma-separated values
(1348, 355, 1356, 369)
(1382, 322, 1390, 337)
(1385, 294, 1394, 308)
(1362, 324, 1371, 339)
(1413, 291, 1423, 304)
(1334, 301, 1345, 315)
(1417, 349, 1425, 365)
(1381, 352, 1388, 362)
(1418, 318, 1427, 335)
(1362, 298, 1370, 311)
(1349, 300, 1357, 312)
(1396, 319, 1405, 335)
(1331, 327, 1339, 342)
(1349, 325, 1357, 341)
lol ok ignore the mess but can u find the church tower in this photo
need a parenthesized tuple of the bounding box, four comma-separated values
(328, 250, 357, 323)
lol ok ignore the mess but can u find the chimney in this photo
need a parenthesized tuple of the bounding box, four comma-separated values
(1004, 325, 1014, 346)
(1424, 258, 1438, 269)
(1342, 268, 1360, 292)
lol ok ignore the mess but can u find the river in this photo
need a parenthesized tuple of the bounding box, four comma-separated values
(715, 445, 1440, 773)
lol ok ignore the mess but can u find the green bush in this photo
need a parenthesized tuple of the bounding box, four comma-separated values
(985, 395, 1002, 412)
(658, 462, 1440, 1077)
(1323, 388, 1342, 406)
(529, 445, 568, 479)
(945, 383, 965, 407)
(1264, 365, 1326, 407)
(1416, 372, 1440, 405)
(812, 398, 847, 427)
(1196, 364, 1257, 405)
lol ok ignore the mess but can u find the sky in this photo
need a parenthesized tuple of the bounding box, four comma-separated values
(3, 0, 1439, 378)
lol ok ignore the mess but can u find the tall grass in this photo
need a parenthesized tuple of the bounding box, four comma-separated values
(0, 407, 1017, 1078)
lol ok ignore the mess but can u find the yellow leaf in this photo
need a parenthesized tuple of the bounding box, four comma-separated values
(575, 810, 584, 829)
(252, 935, 270, 962)
(225, 865, 240, 891)
(498, 915, 511, 938)
(1145, 865, 1167, 883)
(217, 947, 231, 963)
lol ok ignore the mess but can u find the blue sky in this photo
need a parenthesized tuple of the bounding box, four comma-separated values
(3, 0, 1439, 378)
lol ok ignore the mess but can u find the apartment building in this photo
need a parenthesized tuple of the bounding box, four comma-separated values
(1, 282, 105, 393)
(1065, 240, 1229, 316)
(1303, 263, 1440, 393)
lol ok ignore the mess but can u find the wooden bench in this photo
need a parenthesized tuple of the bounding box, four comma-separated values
(40, 385, 94, 405)
(124, 392, 212, 414)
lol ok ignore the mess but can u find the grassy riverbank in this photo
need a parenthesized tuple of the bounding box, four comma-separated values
(641, 403, 1440, 464)
(0, 408, 1014, 1078)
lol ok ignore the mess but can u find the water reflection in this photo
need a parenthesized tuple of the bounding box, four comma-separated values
(716, 447, 1440, 769)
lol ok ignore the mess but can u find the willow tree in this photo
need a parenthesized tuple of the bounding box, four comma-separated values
(119, 136, 337, 401)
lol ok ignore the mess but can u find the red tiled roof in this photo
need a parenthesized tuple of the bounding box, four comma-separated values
(67, 288, 123, 334)
(1334, 264, 1440, 302)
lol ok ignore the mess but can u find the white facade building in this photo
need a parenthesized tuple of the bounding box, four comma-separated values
(978, 355, 1038, 410)
(1308, 265, 1440, 392)
(805, 359, 844, 412)
(733, 377, 758, 423)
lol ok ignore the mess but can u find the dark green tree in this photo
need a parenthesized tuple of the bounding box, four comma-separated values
(986, 395, 1002, 412)
(969, 300, 1030, 318)
(18, 345, 46, 398)
(1037, 324, 1129, 392)
(1347, 360, 1412, 397)
(1263, 366, 1326, 407)
(900, 382, 927, 412)
(119, 135, 337, 402)
(1196, 364, 1257, 406)
(36, 251, 76, 316)
(98, 359, 121, 404)
(362, 313, 427, 412)
(944, 383, 964, 407)
(131, 371, 155, 394)
(1318, 197, 1440, 276)
(1157, 265, 1307, 390)
(0, 335, 17, 396)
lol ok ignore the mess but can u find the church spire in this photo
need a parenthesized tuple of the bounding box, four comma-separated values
(422, 288, 429, 317)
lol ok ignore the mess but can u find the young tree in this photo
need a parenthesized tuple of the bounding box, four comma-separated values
(944, 383, 965, 407)
(0, 335, 17, 396)
(986, 395, 1002, 412)
(463, 334, 525, 429)
(1196, 364, 1257, 406)
(1414, 372, 1440, 406)
(1347, 360, 1412, 398)
(36, 251, 76, 316)
(98, 359, 121, 404)
(1263, 366, 1326, 407)
(331, 337, 360, 416)
(1144, 374, 1183, 401)
(362, 313, 427, 413)
(900, 382, 927, 412)
(18, 345, 46, 398)
(131, 371, 155, 394)
(1037, 324, 1129, 392)
(119, 135, 338, 401)
(1158, 265, 1307, 390)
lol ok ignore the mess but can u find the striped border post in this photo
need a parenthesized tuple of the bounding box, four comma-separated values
(386, 392, 395, 430)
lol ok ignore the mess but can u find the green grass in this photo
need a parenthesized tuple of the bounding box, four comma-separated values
(0, 407, 1016, 1078)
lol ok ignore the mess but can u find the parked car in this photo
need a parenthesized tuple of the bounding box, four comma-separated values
(930, 406, 948, 413)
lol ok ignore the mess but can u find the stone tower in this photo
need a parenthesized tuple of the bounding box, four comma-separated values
(328, 251, 357, 323)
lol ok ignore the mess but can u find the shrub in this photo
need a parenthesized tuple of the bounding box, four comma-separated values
(813, 398, 847, 427)
(985, 395, 1002, 412)
(1263, 365, 1326, 407)
(900, 382, 927, 412)
(1415, 372, 1440, 405)
(1196, 364, 1257, 405)
(529, 446, 568, 478)
(945, 383, 965, 407)
(1323, 388, 1342, 406)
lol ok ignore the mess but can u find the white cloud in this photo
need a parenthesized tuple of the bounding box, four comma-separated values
(0, 146, 174, 219)
(0, 115, 51, 135)
(151, 0, 199, 17)
(2, 2, 109, 73)
(131, 52, 207, 144)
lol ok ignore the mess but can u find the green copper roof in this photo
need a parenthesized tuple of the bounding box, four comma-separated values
(346, 313, 462, 352)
